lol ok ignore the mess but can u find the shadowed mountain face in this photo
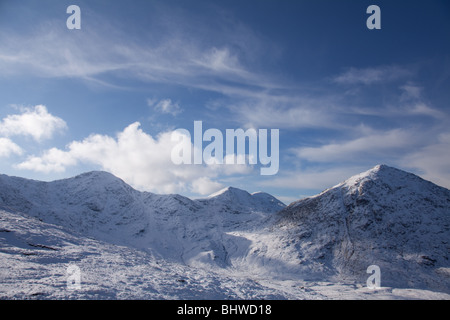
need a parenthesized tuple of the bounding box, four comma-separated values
(1, 164, 449, 298)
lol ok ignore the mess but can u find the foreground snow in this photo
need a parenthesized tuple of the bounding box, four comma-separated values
(1, 165, 449, 299)
(2, 209, 448, 300)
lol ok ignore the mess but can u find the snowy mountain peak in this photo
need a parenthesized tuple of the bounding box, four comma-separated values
(335, 164, 443, 197)
(358, 164, 406, 178)
(276, 165, 450, 292)
(69, 170, 130, 187)
(251, 191, 286, 207)
(337, 164, 391, 186)
(203, 186, 285, 214)
(73, 170, 119, 180)
(208, 186, 251, 199)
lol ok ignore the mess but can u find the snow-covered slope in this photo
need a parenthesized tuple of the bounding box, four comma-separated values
(1, 164, 449, 299)
(0, 208, 293, 299)
(0, 172, 284, 268)
(275, 165, 450, 293)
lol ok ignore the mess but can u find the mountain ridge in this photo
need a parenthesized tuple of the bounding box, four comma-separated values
(275, 164, 450, 292)
(0, 169, 286, 267)
(1, 164, 449, 298)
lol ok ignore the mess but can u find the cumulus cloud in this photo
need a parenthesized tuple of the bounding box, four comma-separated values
(0, 105, 67, 142)
(191, 177, 224, 196)
(17, 122, 254, 194)
(16, 147, 77, 173)
(0, 137, 23, 158)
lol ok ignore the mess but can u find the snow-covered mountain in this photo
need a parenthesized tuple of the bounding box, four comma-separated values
(202, 186, 285, 214)
(0, 171, 285, 267)
(1, 164, 449, 299)
(275, 164, 450, 293)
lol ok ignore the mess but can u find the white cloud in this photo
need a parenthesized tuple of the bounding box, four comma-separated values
(262, 166, 367, 191)
(228, 95, 339, 130)
(408, 103, 444, 119)
(293, 129, 416, 163)
(271, 127, 450, 192)
(16, 122, 254, 194)
(16, 147, 77, 173)
(0, 105, 67, 142)
(0, 137, 23, 158)
(195, 47, 242, 74)
(282, 127, 450, 190)
(400, 84, 423, 101)
(333, 65, 411, 85)
(191, 177, 224, 195)
(0, 18, 274, 99)
(398, 84, 444, 119)
(404, 133, 450, 189)
(148, 98, 182, 116)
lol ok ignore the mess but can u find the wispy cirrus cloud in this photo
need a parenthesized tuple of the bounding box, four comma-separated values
(333, 65, 412, 85)
(261, 165, 368, 191)
(279, 124, 450, 191)
(292, 128, 421, 163)
(148, 98, 183, 116)
(226, 92, 343, 130)
(403, 133, 450, 189)
(0, 11, 277, 100)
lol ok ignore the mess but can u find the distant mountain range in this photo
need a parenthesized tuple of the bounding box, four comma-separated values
(1, 164, 449, 299)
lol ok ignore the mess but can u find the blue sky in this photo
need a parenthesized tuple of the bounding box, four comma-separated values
(0, 0, 449, 203)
